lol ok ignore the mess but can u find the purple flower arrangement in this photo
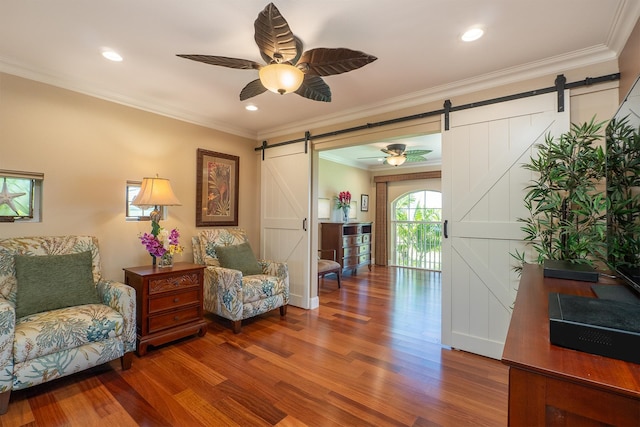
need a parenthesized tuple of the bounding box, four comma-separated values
(139, 227, 183, 258)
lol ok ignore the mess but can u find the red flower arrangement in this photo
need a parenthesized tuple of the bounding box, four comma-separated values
(335, 191, 351, 209)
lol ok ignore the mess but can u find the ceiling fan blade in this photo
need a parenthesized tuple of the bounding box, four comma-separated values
(254, 2, 298, 64)
(177, 54, 261, 70)
(291, 36, 304, 65)
(295, 75, 331, 102)
(297, 48, 377, 76)
(405, 154, 428, 162)
(239, 79, 268, 101)
(405, 149, 432, 156)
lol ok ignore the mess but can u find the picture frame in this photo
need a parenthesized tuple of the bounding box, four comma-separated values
(361, 194, 369, 212)
(196, 148, 239, 227)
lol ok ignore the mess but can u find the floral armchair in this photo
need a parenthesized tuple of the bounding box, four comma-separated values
(192, 228, 289, 333)
(0, 236, 136, 414)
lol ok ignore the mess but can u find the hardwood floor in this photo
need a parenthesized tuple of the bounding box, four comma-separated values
(1, 266, 508, 427)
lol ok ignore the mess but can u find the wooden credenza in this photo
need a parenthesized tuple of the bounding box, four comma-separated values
(123, 262, 207, 356)
(321, 222, 372, 274)
(502, 263, 640, 426)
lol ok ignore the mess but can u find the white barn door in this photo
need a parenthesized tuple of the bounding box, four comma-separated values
(441, 92, 569, 359)
(261, 143, 311, 309)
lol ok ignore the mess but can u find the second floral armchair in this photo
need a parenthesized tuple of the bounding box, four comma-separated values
(192, 228, 289, 333)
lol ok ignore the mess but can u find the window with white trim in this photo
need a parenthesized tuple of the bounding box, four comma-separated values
(0, 170, 44, 223)
(125, 180, 164, 221)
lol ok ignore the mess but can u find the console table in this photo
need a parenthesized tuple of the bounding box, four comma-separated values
(502, 263, 640, 426)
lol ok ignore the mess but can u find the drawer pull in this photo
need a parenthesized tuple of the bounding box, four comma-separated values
(174, 316, 180, 321)
(173, 297, 180, 303)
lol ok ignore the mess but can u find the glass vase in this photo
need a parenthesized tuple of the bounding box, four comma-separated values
(342, 206, 350, 223)
(158, 252, 173, 268)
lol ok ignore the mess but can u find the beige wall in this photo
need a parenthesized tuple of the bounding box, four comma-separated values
(619, 17, 640, 101)
(1, 58, 625, 286)
(0, 73, 259, 281)
(317, 158, 373, 223)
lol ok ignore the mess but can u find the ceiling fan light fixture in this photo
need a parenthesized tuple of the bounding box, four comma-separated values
(259, 63, 304, 95)
(386, 155, 406, 167)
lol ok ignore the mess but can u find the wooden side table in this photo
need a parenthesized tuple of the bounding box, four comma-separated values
(502, 264, 640, 425)
(123, 262, 207, 356)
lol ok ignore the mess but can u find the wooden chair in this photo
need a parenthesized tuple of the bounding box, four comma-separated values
(318, 249, 341, 291)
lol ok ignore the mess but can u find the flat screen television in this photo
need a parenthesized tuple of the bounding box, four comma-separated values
(606, 74, 640, 299)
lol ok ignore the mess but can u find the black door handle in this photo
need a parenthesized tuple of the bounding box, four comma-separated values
(443, 220, 448, 238)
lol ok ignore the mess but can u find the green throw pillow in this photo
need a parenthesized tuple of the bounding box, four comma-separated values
(15, 251, 100, 318)
(215, 242, 263, 276)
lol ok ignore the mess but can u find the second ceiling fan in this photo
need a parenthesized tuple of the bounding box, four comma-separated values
(360, 143, 432, 166)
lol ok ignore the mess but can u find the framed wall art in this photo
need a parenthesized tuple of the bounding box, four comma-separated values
(361, 194, 369, 212)
(196, 148, 239, 226)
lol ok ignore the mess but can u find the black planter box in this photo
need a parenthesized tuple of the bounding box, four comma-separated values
(543, 259, 599, 282)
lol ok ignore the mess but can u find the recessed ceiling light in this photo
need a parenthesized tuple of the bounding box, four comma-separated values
(461, 28, 484, 42)
(101, 49, 123, 62)
(245, 104, 258, 111)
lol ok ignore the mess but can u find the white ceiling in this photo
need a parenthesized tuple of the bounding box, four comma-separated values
(1, 1, 639, 168)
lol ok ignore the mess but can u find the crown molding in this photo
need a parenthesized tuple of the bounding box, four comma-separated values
(258, 45, 618, 141)
(0, 58, 258, 140)
(0, 39, 624, 144)
(607, 0, 640, 55)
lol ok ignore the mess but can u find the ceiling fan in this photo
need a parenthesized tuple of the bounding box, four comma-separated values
(360, 143, 432, 166)
(177, 3, 377, 102)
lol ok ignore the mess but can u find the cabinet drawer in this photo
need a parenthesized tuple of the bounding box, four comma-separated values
(359, 253, 371, 264)
(362, 234, 371, 244)
(343, 235, 363, 247)
(342, 246, 360, 258)
(149, 272, 200, 294)
(148, 306, 200, 333)
(149, 289, 199, 314)
(358, 244, 370, 255)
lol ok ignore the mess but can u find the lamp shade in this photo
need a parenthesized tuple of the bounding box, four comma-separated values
(386, 156, 406, 166)
(132, 177, 181, 207)
(259, 63, 304, 95)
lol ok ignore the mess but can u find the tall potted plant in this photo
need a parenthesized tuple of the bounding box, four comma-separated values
(513, 117, 607, 270)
